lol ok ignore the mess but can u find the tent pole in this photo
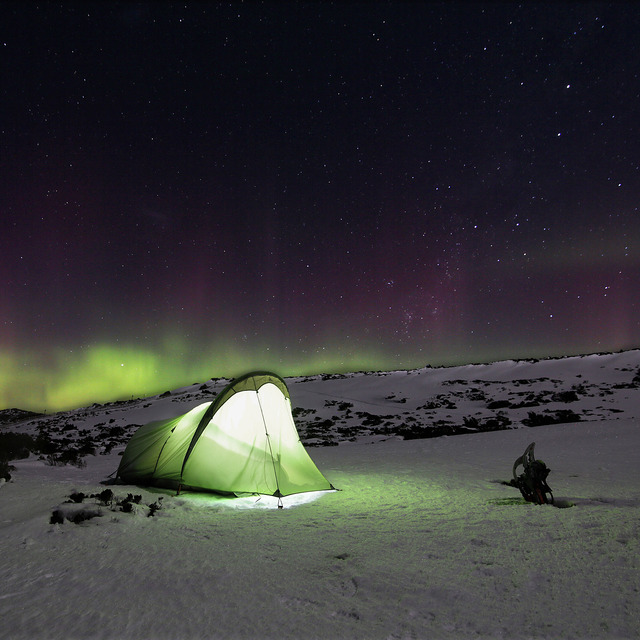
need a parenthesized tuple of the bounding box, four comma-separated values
(254, 382, 282, 498)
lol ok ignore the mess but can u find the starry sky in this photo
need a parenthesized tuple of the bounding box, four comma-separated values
(2, 2, 639, 411)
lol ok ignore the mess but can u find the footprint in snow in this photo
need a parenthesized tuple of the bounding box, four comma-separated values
(327, 576, 358, 598)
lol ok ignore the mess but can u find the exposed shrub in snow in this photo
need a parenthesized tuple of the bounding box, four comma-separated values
(292, 407, 316, 418)
(354, 411, 396, 426)
(35, 432, 58, 455)
(0, 429, 89, 468)
(510, 394, 541, 408)
(465, 388, 487, 402)
(50, 505, 102, 525)
(104, 425, 126, 439)
(46, 449, 87, 468)
(49, 509, 65, 525)
(398, 421, 460, 440)
(93, 489, 114, 506)
(77, 437, 97, 455)
(523, 410, 581, 427)
(67, 509, 102, 524)
(487, 399, 511, 409)
(309, 418, 335, 431)
(0, 458, 14, 481)
(464, 414, 512, 432)
(572, 383, 589, 395)
(463, 416, 480, 430)
(551, 390, 579, 403)
(52, 491, 161, 524)
(120, 501, 135, 513)
(385, 394, 407, 403)
(481, 414, 513, 431)
(117, 493, 142, 513)
(0, 432, 37, 461)
(148, 497, 163, 517)
(417, 396, 457, 409)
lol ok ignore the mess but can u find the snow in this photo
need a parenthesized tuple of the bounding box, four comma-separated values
(1, 351, 639, 639)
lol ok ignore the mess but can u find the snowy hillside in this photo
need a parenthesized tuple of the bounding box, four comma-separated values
(1, 351, 639, 639)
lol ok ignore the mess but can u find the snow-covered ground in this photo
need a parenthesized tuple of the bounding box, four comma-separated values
(1, 351, 639, 639)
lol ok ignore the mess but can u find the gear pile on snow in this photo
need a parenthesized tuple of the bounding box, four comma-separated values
(510, 442, 553, 505)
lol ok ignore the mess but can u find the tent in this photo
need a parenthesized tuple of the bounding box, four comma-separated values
(116, 371, 333, 497)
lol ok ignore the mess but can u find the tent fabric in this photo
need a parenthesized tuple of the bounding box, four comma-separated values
(116, 372, 332, 497)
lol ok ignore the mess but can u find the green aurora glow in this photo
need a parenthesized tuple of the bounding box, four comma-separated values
(1, 338, 397, 412)
(1, 333, 612, 413)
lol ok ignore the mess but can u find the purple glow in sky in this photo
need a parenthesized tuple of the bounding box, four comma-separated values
(1, 2, 638, 410)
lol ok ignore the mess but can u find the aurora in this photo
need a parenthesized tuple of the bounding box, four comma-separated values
(1, 3, 638, 412)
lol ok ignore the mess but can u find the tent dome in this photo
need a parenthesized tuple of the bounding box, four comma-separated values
(116, 372, 333, 497)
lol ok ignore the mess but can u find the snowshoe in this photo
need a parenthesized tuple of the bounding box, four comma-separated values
(510, 442, 553, 505)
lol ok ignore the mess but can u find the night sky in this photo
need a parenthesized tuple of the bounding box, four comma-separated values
(2, 2, 639, 411)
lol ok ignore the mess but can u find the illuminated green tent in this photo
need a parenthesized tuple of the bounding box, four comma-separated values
(116, 372, 333, 497)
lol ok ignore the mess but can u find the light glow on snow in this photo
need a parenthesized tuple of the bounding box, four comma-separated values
(178, 490, 333, 510)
